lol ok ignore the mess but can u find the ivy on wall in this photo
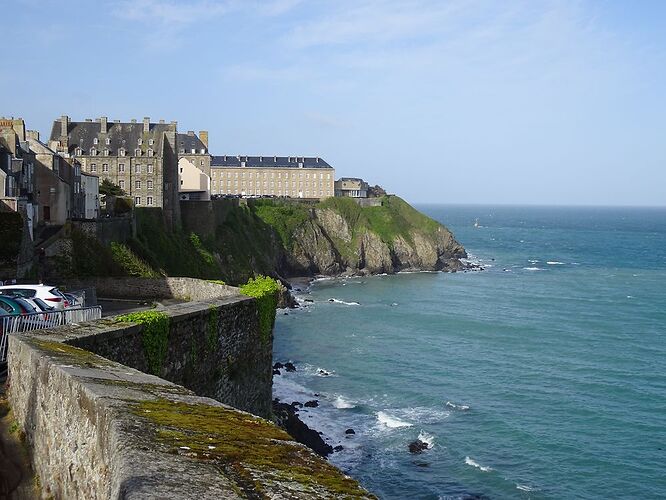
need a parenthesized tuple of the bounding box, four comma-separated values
(0, 212, 23, 263)
(117, 311, 170, 375)
(239, 276, 280, 344)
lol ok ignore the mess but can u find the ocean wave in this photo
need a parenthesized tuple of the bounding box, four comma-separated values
(516, 484, 535, 492)
(328, 298, 360, 306)
(445, 401, 470, 411)
(464, 456, 493, 472)
(418, 431, 435, 448)
(377, 411, 413, 428)
(546, 261, 565, 265)
(528, 259, 539, 264)
(333, 395, 356, 409)
(522, 267, 543, 271)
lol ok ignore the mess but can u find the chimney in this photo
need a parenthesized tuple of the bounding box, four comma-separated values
(143, 117, 150, 133)
(26, 130, 40, 141)
(199, 130, 208, 148)
(159, 119, 165, 124)
(187, 130, 194, 136)
(60, 115, 69, 138)
(100, 116, 107, 134)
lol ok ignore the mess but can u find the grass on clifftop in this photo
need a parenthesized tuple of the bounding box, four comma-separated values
(239, 275, 280, 343)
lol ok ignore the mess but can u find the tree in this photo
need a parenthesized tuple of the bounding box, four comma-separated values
(99, 179, 126, 197)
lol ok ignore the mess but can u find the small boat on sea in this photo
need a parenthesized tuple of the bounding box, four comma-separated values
(474, 218, 480, 228)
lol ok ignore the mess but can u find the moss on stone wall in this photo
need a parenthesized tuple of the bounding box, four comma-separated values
(239, 276, 280, 344)
(132, 398, 371, 498)
(117, 311, 170, 375)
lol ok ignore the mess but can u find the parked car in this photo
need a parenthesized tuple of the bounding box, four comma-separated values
(0, 285, 69, 310)
(0, 296, 24, 315)
(63, 292, 83, 308)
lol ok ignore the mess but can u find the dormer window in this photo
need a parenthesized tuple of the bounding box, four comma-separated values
(75, 148, 82, 156)
(241, 161, 246, 167)
(149, 139, 154, 146)
(119, 148, 126, 157)
(135, 149, 141, 156)
(138, 138, 143, 145)
(191, 149, 196, 154)
(90, 148, 97, 156)
(105, 138, 111, 145)
(200, 149, 205, 154)
(93, 138, 98, 145)
(179, 148, 185, 154)
(103, 149, 109, 156)
(147, 148, 154, 157)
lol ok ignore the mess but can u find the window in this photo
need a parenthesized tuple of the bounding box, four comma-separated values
(90, 148, 97, 156)
(102, 164, 109, 173)
(179, 148, 185, 154)
(200, 149, 205, 154)
(135, 149, 141, 156)
(191, 149, 195, 154)
(135, 165, 142, 174)
(180, 180, 183, 186)
(135, 180, 141, 189)
(93, 138, 98, 145)
(75, 148, 82, 156)
(149, 139, 154, 146)
(147, 196, 154, 206)
(105, 138, 111, 145)
(147, 149, 153, 157)
(134, 196, 141, 206)
(200, 160, 204, 166)
(147, 165, 153, 174)
(119, 180, 125, 189)
(138, 138, 143, 145)
(103, 149, 109, 156)
(119, 148, 126, 157)
(147, 180, 153, 189)
(90, 163, 97, 172)
(119, 163, 125, 173)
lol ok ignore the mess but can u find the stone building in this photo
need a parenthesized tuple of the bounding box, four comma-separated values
(48, 115, 180, 227)
(210, 155, 335, 199)
(335, 177, 369, 198)
(178, 130, 211, 201)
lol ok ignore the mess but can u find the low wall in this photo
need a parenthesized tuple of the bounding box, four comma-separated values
(56, 276, 238, 301)
(68, 295, 272, 417)
(71, 217, 134, 245)
(8, 333, 369, 499)
(354, 198, 382, 207)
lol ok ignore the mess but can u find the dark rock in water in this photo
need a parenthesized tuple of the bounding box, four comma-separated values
(317, 369, 330, 376)
(291, 401, 303, 408)
(314, 393, 320, 397)
(273, 362, 284, 370)
(272, 402, 334, 457)
(345, 428, 356, 435)
(284, 362, 296, 372)
(333, 445, 344, 452)
(283, 312, 288, 315)
(415, 462, 429, 468)
(409, 440, 430, 454)
(272, 369, 281, 375)
(304, 298, 314, 303)
(304, 400, 319, 408)
(328, 298, 335, 302)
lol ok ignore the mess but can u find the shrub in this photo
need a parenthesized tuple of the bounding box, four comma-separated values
(239, 275, 280, 343)
(110, 242, 159, 277)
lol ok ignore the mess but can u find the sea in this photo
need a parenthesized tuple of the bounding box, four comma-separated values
(272, 205, 666, 499)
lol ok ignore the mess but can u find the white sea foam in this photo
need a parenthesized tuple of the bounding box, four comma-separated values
(546, 261, 565, 265)
(528, 259, 539, 264)
(516, 484, 535, 492)
(300, 363, 337, 377)
(445, 401, 470, 411)
(522, 267, 542, 271)
(328, 298, 360, 306)
(333, 395, 356, 409)
(464, 456, 493, 472)
(376, 411, 413, 428)
(417, 431, 435, 448)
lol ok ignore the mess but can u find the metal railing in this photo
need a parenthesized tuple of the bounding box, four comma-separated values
(0, 306, 102, 363)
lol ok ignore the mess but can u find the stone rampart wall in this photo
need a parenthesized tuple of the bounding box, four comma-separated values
(56, 276, 237, 301)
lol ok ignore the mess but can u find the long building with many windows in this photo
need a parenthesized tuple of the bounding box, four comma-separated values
(210, 155, 334, 199)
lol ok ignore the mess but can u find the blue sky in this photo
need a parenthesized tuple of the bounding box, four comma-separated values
(3, 0, 665, 205)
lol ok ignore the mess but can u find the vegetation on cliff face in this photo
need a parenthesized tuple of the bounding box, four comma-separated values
(0, 212, 23, 264)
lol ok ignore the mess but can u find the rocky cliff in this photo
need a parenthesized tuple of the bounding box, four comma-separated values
(276, 196, 467, 276)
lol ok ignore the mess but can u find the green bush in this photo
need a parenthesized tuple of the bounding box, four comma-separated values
(253, 202, 310, 249)
(110, 242, 159, 277)
(239, 275, 280, 343)
(0, 212, 23, 263)
(117, 311, 170, 375)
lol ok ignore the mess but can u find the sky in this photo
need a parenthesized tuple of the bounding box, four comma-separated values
(3, 0, 665, 206)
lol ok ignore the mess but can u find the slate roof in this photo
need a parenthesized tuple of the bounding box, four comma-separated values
(211, 155, 332, 169)
(177, 133, 207, 154)
(49, 120, 173, 156)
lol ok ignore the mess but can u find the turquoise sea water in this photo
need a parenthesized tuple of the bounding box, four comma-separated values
(272, 205, 666, 499)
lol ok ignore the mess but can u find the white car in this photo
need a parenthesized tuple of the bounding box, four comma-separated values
(0, 285, 69, 310)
